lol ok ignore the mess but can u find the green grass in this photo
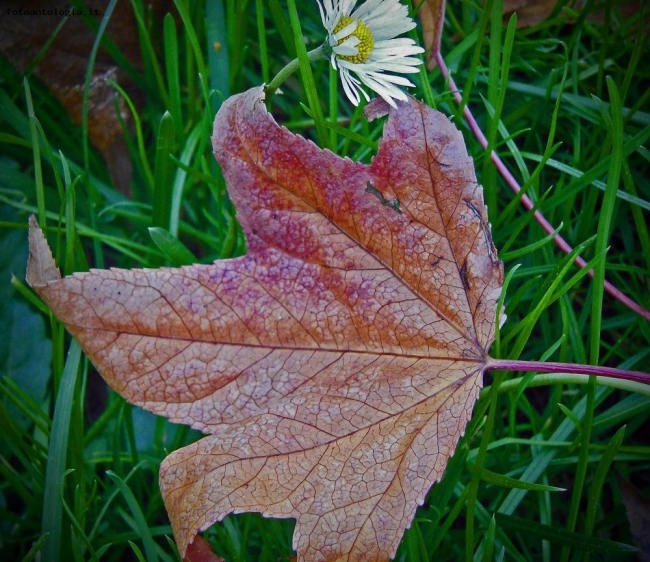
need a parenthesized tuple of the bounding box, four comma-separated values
(1, 1, 649, 561)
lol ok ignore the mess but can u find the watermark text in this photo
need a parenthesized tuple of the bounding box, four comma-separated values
(6, 7, 101, 17)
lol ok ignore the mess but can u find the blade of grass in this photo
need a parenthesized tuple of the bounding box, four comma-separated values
(329, 63, 338, 149)
(465, 371, 506, 562)
(590, 77, 624, 364)
(41, 340, 82, 562)
(129, 0, 170, 110)
(285, 0, 328, 148)
(62, 172, 80, 275)
(483, 0, 511, 214)
(164, 14, 182, 128)
(499, 224, 563, 262)
(561, 75, 625, 562)
(174, 0, 209, 98)
(496, 386, 608, 517)
(12, 274, 51, 315)
(256, 0, 270, 85)
(459, 0, 491, 112)
(107, 79, 155, 191)
(584, 426, 626, 542)
(152, 111, 176, 230)
(86, 460, 145, 544)
(106, 470, 159, 562)
(506, 237, 599, 357)
(0, 197, 164, 262)
(471, 74, 650, 127)
(268, 0, 295, 58)
(519, 153, 650, 212)
(621, 159, 650, 271)
(128, 541, 147, 562)
(59, 470, 101, 562)
(169, 124, 201, 237)
(477, 468, 565, 493)
(23, 78, 45, 228)
(80, 0, 119, 269)
(149, 227, 197, 266)
(20, 533, 49, 562)
(481, 516, 496, 562)
(206, 0, 229, 111)
(495, 513, 636, 555)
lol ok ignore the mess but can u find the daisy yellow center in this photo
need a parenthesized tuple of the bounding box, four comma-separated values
(333, 16, 374, 64)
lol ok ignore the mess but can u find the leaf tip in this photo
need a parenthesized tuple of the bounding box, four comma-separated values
(364, 97, 392, 121)
(182, 534, 224, 562)
(26, 215, 61, 288)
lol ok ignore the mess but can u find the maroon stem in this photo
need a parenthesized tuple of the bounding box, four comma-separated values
(485, 357, 650, 385)
(434, 51, 650, 322)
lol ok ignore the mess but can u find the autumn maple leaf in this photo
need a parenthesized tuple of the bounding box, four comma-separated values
(27, 86, 503, 561)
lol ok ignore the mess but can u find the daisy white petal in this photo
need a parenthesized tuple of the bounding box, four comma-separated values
(353, 0, 403, 20)
(358, 61, 421, 75)
(373, 37, 424, 51)
(333, 43, 360, 57)
(340, 68, 369, 106)
(369, 21, 415, 41)
(320, 0, 423, 106)
(316, 0, 328, 25)
(350, 0, 385, 19)
(340, 63, 416, 87)
(357, 73, 407, 107)
(363, 70, 415, 86)
(332, 20, 358, 41)
(371, 54, 423, 65)
(338, 35, 360, 48)
(364, 12, 415, 33)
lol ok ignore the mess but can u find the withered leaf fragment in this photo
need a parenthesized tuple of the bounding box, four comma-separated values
(416, 0, 446, 69)
(27, 86, 503, 561)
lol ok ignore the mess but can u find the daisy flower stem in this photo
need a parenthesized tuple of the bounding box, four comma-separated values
(266, 44, 329, 98)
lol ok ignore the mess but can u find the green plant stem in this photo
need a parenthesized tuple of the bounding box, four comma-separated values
(485, 358, 650, 385)
(266, 44, 328, 97)
(487, 372, 650, 398)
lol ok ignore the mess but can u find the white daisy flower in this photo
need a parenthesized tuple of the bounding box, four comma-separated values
(317, 0, 425, 107)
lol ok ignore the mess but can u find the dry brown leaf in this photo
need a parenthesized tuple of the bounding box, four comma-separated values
(0, 0, 171, 191)
(502, 0, 641, 29)
(27, 86, 503, 561)
(619, 477, 650, 561)
(503, 0, 559, 28)
(416, 0, 446, 70)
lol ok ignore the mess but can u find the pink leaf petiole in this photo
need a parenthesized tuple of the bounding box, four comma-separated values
(428, 2, 650, 321)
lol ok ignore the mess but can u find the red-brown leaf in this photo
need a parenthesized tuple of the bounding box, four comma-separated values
(27, 86, 503, 561)
(183, 534, 225, 562)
